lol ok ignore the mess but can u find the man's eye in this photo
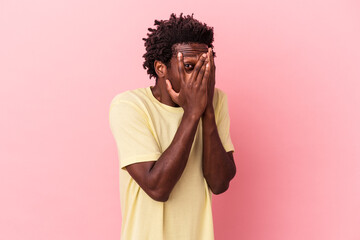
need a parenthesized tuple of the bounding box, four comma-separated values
(184, 63, 194, 69)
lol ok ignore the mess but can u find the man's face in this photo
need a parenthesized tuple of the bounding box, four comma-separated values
(166, 42, 209, 93)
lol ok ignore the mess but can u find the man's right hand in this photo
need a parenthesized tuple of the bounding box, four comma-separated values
(166, 52, 210, 118)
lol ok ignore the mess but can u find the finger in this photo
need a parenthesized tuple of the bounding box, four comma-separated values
(189, 53, 207, 84)
(196, 58, 208, 85)
(166, 79, 179, 104)
(200, 62, 210, 88)
(209, 48, 215, 67)
(177, 52, 186, 85)
(209, 48, 216, 85)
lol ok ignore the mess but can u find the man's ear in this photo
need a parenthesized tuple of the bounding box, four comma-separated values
(154, 60, 167, 78)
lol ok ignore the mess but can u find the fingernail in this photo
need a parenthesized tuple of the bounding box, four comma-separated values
(202, 53, 207, 58)
(206, 63, 209, 68)
(178, 52, 182, 58)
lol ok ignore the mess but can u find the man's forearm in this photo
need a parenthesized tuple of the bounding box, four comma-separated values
(146, 111, 201, 201)
(202, 107, 236, 194)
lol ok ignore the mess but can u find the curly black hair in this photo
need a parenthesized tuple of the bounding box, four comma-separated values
(142, 13, 215, 80)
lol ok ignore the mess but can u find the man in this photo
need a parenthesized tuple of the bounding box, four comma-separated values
(109, 13, 236, 240)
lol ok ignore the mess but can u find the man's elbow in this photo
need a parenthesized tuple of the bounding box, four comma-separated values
(147, 188, 171, 202)
(229, 165, 237, 181)
(211, 182, 230, 195)
(210, 171, 236, 195)
(151, 192, 170, 202)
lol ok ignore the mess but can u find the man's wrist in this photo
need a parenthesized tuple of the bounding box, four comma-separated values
(203, 104, 215, 120)
(183, 110, 202, 122)
(204, 102, 214, 114)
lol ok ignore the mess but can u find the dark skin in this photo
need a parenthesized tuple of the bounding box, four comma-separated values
(125, 43, 236, 202)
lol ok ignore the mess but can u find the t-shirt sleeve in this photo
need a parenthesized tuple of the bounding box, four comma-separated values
(215, 90, 235, 153)
(109, 98, 162, 169)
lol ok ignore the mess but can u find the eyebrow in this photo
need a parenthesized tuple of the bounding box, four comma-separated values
(182, 54, 199, 58)
(181, 50, 208, 58)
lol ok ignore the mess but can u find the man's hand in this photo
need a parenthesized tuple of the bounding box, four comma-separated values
(166, 52, 210, 118)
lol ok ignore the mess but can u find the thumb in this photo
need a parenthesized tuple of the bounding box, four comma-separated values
(166, 79, 179, 104)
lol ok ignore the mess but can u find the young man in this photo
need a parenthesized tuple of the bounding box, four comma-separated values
(109, 13, 236, 240)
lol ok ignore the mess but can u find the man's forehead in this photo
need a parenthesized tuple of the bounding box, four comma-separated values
(174, 43, 209, 57)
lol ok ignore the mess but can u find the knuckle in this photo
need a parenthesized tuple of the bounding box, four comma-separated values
(194, 65, 201, 72)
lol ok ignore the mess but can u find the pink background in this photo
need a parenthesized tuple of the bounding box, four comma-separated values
(1, 0, 360, 239)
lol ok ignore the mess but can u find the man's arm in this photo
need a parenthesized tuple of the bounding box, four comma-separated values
(202, 106, 236, 194)
(201, 48, 236, 194)
(126, 52, 210, 202)
(126, 112, 200, 202)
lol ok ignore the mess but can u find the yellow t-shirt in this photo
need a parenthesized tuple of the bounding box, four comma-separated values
(109, 86, 235, 240)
